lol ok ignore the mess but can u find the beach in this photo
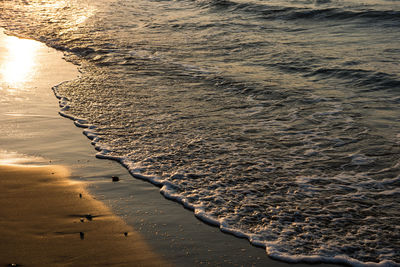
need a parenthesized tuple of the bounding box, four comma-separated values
(2, 0, 400, 264)
(0, 28, 347, 266)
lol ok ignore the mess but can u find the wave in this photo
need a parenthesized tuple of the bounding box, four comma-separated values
(52, 80, 400, 267)
(305, 67, 400, 92)
(200, 0, 400, 24)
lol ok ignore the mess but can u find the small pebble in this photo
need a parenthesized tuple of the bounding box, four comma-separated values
(79, 193, 82, 198)
(80, 232, 85, 240)
(112, 176, 120, 182)
(124, 232, 128, 237)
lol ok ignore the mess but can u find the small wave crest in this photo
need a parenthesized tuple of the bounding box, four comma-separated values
(305, 68, 400, 92)
(198, 0, 400, 25)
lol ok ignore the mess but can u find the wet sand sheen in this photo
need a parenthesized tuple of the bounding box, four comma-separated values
(0, 165, 166, 266)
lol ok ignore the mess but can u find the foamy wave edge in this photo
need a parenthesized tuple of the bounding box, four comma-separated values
(52, 82, 399, 267)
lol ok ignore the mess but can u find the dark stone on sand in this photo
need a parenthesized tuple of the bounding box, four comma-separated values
(124, 232, 128, 237)
(112, 176, 120, 182)
(80, 232, 85, 240)
(79, 193, 82, 198)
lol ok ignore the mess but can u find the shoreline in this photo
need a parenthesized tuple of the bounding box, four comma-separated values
(0, 28, 341, 266)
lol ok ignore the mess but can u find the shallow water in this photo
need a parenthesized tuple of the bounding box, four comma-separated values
(1, 0, 400, 265)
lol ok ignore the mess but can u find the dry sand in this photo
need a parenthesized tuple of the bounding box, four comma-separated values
(0, 164, 166, 266)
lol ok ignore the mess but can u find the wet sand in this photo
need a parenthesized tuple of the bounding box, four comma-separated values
(0, 164, 166, 266)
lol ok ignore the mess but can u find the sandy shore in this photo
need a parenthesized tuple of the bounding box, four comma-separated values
(0, 164, 166, 266)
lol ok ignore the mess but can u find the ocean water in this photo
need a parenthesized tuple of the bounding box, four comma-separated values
(1, 0, 400, 265)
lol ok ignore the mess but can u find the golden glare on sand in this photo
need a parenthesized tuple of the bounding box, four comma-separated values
(0, 34, 40, 89)
(0, 164, 167, 266)
(0, 150, 45, 166)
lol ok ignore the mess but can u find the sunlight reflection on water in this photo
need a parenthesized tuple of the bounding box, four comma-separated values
(0, 32, 40, 90)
